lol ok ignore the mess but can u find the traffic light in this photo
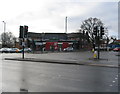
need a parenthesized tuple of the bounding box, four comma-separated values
(100, 26, 104, 38)
(93, 26, 98, 36)
(83, 30, 85, 35)
(19, 26, 23, 38)
(24, 25, 28, 38)
(86, 32, 88, 35)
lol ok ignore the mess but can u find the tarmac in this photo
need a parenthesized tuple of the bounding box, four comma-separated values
(4, 51, 119, 68)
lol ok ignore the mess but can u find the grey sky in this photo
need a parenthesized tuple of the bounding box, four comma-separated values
(0, 0, 119, 38)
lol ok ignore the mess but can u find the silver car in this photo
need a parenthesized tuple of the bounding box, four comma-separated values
(0, 48, 11, 53)
(63, 47, 74, 52)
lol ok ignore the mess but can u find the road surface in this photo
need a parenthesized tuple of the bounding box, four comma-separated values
(0, 53, 119, 92)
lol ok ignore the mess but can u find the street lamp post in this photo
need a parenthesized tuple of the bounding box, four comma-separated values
(65, 16, 67, 33)
(2, 21, 6, 47)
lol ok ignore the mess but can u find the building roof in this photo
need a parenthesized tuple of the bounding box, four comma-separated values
(67, 33, 88, 38)
(27, 32, 67, 40)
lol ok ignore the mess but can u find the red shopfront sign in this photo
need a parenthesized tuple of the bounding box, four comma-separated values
(62, 42, 69, 50)
(45, 42, 58, 50)
(45, 42, 70, 51)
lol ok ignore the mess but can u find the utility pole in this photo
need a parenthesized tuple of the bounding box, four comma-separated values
(65, 16, 67, 33)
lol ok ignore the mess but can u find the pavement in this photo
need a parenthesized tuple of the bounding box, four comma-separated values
(4, 51, 119, 68)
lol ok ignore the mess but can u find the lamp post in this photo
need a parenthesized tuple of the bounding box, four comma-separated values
(2, 21, 6, 47)
(65, 16, 67, 33)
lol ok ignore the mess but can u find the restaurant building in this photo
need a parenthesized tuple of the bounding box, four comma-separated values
(26, 32, 74, 51)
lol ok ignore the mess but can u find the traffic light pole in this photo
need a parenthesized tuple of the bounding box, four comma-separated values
(22, 38, 25, 59)
(22, 26, 25, 59)
(97, 26, 104, 59)
(97, 31, 100, 59)
(19, 25, 28, 59)
(93, 26, 104, 59)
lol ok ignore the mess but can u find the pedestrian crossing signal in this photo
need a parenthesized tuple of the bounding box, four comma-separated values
(24, 25, 28, 38)
(19, 25, 28, 38)
(19, 26, 23, 38)
(93, 26, 98, 36)
(100, 26, 104, 38)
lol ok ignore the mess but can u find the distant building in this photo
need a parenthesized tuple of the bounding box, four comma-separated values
(25, 32, 71, 51)
(19, 32, 91, 51)
(27, 32, 68, 41)
(67, 33, 91, 50)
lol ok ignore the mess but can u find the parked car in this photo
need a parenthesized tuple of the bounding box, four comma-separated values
(20, 48, 32, 52)
(95, 47, 111, 51)
(0, 48, 11, 53)
(113, 47, 120, 52)
(63, 47, 74, 52)
(9, 48, 21, 53)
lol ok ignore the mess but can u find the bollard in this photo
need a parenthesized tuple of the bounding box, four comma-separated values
(93, 51, 97, 59)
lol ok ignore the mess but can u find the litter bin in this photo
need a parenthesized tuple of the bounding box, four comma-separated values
(93, 51, 97, 59)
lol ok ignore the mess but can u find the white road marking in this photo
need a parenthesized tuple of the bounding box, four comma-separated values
(109, 85, 113, 86)
(112, 81, 115, 83)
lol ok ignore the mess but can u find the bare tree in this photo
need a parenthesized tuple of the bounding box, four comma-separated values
(80, 17, 108, 45)
(1, 32, 16, 47)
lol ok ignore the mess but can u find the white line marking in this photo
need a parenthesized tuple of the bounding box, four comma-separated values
(109, 85, 113, 86)
(113, 81, 115, 83)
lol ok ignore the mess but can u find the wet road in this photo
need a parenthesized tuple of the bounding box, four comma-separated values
(0, 54, 119, 92)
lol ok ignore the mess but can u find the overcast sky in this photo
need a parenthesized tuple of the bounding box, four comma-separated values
(0, 0, 119, 38)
